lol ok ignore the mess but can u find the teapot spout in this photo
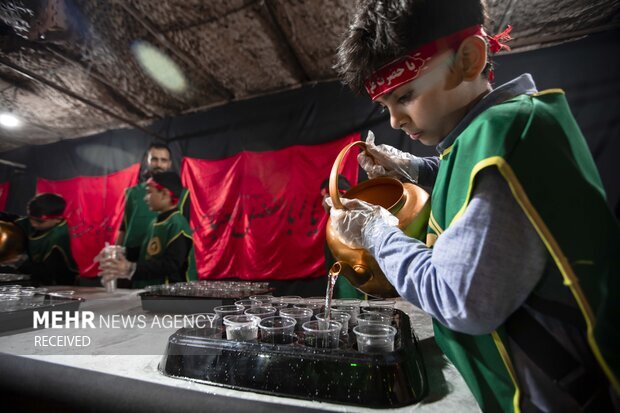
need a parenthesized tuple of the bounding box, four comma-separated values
(329, 261, 371, 289)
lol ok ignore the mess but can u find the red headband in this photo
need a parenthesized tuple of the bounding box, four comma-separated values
(364, 25, 513, 100)
(146, 178, 179, 204)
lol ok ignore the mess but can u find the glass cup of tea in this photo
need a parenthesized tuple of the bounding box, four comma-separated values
(279, 307, 313, 331)
(302, 320, 342, 349)
(258, 316, 297, 344)
(353, 324, 397, 353)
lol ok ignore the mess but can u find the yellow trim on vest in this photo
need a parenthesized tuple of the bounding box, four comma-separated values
(429, 211, 444, 235)
(449, 154, 619, 392)
(153, 210, 182, 226)
(42, 244, 78, 273)
(425, 233, 438, 247)
(495, 158, 619, 392)
(532, 88, 565, 96)
(165, 230, 193, 249)
(449, 158, 502, 226)
(28, 220, 68, 241)
(492, 331, 522, 413)
(178, 190, 189, 214)
(440, 145, 453, 159)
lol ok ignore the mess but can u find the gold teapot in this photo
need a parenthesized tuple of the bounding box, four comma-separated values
(325, 141, 430, 298)
(0, 221, 27, 263)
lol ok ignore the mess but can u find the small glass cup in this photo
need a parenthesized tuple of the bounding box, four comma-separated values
(294, 302, 323, 315)
(357, 312, 392, 327)
(223, 315, 261, 341)
(214, 305, 245, 320)
(270, 301, 289, 310)
(334, 298, 362, 307)
(0, 296, 20, 312)
(353, 324, 397, 353)
(249, 295, 274, 306)
(102, 245, 126, 293)
(279, 295, 302, 305)
(258, 316, 297, 344)
(364, 299, 395, 316)
(244, 306, 277, 319)
(332, 305, 360, 325)
(235, 299, 261, 309)
(316, 311, 351, 337)
(302, 320, 342, 349)
(279, 307, 313, 331)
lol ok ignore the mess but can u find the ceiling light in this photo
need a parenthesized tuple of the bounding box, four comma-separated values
(130, 40, 188, 93)
(0, 113, 21, 128)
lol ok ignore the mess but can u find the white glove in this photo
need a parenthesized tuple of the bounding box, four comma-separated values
(358, 131, 420, 183)
(93, 242, 109, 264)
(326, 197, 398, 250)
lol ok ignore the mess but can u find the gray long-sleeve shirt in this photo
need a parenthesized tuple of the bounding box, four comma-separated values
(363, 74, 548, 335)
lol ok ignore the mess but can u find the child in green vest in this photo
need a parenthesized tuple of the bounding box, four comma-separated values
(99, 171, 193, 288)
(328, 1, 619, 412)
(3, 193, 78, 285)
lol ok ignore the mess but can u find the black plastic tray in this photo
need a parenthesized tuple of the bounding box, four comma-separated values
(0, 295, 83, 333)
(139, 286, 274, 314)
(159, 309, 428, 408)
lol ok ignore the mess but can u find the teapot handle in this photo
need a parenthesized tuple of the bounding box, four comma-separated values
(329, 141, 372, 210)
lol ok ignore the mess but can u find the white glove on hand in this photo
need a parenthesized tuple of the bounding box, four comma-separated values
(358, 131, 420, 183)
(326, 197, 398, 250)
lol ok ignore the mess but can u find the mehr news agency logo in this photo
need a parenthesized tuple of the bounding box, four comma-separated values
(32, 310, 218, 347)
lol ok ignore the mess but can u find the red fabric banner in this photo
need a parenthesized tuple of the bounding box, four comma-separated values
(182, 134, 360, 281)
(37, 164, 140, 277)
(0, 181, 9, 211)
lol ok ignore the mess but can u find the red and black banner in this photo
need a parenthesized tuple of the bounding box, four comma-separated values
(0, 181, 9, 211)
(182, 133, 360, 280)
(36, 164, 139, 277)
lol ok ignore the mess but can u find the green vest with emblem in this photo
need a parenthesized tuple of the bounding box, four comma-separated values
(15, 218, 77, 271)
(122, 183, 189, 249)
(427, 90, 620, 412)
(135, 210, 192, 288)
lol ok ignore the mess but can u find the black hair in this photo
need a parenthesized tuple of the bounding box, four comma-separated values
(150, 171, 182, 200)
(147, 141, 171, 156)
(27, 193, 66, 218)
(335, 0, 491, 95)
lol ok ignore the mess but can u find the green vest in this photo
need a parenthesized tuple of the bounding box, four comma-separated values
(15, 218, 77, 271)
(122, 183, 189, 249)
(134, 210, 192, 288)
(428, 90, 620, 412)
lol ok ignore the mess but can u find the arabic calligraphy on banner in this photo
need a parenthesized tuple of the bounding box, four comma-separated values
(182, 133, 360, 281)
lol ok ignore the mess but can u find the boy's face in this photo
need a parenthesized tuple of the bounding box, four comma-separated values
(144, 185, 169, 212)
(29, 217, 61, 231)
(147, 148, 172, 174)
(375, 52, 474, 147)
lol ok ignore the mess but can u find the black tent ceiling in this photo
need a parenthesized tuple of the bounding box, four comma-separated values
(0, 0, 618, 152)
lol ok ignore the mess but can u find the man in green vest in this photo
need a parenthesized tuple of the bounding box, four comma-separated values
(100, 172, 193, 288)
(115, 142, 195, 282)
(3, 193, 78, 285)
(327, 0, 620, 412)
(118, 142, 189, 248)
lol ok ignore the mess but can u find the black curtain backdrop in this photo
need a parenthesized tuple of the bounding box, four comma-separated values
(0, 28, 618, 217)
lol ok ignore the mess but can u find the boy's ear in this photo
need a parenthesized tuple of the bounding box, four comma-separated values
(455, 36, 488, 81)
